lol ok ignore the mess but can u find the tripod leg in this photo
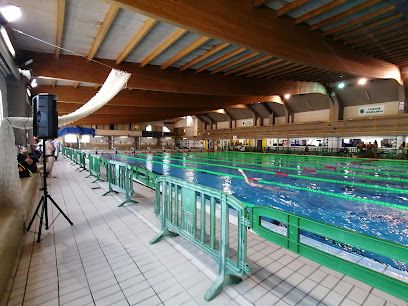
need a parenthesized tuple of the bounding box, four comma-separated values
(44, 193, 49, 230)
(27, 196, 44, 231)
(37, 197, 46, 242)
(48, 195, 73, 225)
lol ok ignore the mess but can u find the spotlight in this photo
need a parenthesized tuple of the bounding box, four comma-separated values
(30, 78, 37, 88)
(284, 94, 291, 99)
(0, 27, 15, 57)
(0, 3, 21, 22)
(337, 82, 345, 89)
(358, 78, 367, 85)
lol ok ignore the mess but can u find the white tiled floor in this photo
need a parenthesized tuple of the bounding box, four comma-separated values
(1, 158, 407, 306)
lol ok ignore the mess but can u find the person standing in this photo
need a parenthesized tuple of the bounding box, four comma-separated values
(53, 140, 61, 160)
(45, 140, 56, 178)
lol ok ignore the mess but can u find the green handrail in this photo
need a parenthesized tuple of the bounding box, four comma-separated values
(150, 175, 251, 301)
(250, 206, 408, 301)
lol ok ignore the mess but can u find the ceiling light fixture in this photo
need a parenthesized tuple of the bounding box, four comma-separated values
(284, 94, 291, 99)
(358, 78, 367, 85)
(0, 3, 21, 22)
(337, 82, 345, 89)
(30, 78, 37, 88)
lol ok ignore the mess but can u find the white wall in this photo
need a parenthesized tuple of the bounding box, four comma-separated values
(293, 109, 330, 123)
(174, 118, 187, 128)
(217, 121, 229, 129)
(343, 101, 399, 120)
(275, 116, 286, 125)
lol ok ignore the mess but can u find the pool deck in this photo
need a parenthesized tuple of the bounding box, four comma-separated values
(1, 158, 407, 306)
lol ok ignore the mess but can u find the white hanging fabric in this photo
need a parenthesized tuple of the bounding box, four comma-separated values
(0, 117, 22, 208)
(7, 68, 131, 129)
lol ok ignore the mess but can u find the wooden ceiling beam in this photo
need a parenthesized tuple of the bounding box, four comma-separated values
(141, 28, 187, 67)
(311, 0, 382, 31)
(324, 5, 396, 36)
(107, 0, 400, 80)
(211, 51, 259, 74)
(196, 47, 246, 72)
(236, 58, 281, 76)
(296, 0, 347, 24)
(116, 17, 157, 64)
(253, 0, 268, 8)
(73, 81, 80, 88)
(34, 85, 300, 108)
(28, 51, 328, 96)
(224, 55, 271, 75)
(161, 36, 211, 69)
(180, 42, 229, 71)
(335, 13, 403, 40)
(277, 0, 310, 16)
(344, 20, 406, 45)
(55, 0, 66, 57)
(87, 5, 119, 61)
(367, 38, 408, 57)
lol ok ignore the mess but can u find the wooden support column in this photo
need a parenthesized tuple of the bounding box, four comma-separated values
(260, 102, 275, 125)
(224, 110, 236, 129)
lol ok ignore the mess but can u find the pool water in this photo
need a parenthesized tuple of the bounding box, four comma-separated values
(102, 152, 408, 271)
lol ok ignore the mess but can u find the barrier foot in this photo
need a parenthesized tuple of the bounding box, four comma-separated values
(79, 168, 86, 172)
(204, 274, 242, 301)
(102, 190, 118, 196)
(149, 229, 178, 244)
(118, 199, 138, 207)
(85, 173, 92, 178)
(92, 178, 103, 183)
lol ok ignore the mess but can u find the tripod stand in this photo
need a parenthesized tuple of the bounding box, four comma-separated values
(27, 142, 73, 242)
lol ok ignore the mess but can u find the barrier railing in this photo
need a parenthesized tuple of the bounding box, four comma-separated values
(86, 154, 103, 182)
(78, 151, 87, 171)
(102, 160, 138, 207)
(132, 166, 158, 189)
(150, 176, 251, 301)
(249, 206, 408, 302)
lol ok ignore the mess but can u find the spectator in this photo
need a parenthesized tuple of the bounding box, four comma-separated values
(45, 140, 56, 178)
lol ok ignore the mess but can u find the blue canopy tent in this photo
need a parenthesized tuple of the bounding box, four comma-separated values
(58, 127, 95, 138)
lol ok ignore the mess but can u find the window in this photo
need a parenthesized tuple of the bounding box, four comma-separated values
(146, 125, 152, 131)
(163, 126, 170, 133)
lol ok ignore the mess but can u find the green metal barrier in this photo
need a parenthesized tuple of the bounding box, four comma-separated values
(78, 151, 87, 171)
(132, 166, 158, 189)
(150, 176, 251, 301)
(86, 154, 103, 182)
(249, 206, 408, 302)
(102, 160, 138, 207)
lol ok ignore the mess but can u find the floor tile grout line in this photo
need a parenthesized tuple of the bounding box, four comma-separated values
(52, 162, 97, 306)
(70, 162, 168, 305)
(58, 161, 129, 305)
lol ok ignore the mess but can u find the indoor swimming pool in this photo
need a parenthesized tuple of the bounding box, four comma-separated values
(102, 151, 408, 272)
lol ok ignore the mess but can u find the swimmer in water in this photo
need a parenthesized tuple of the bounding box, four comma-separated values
(238, 169, 295, 194)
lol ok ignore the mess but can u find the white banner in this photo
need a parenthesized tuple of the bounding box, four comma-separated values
(242, 119, 253, 126)
(359, 105, 384, 116)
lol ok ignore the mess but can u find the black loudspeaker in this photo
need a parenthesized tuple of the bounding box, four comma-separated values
(33, 94, 58, 139)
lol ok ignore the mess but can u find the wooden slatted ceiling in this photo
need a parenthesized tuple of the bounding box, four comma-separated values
(271, 0, 407, 66)
(236, 58, 281, 76)
(335, 13, 403, 40)
(180, 42, 229, 71)
(211, 52, 259, 74)
(310, 0, 383, 31)
(87, 5, 119, 60)
(323, 5, 396, 36)
(196, 48, 246, 72)
(116, 17, 157, 64)
(224, 55, 272, 75)
(55, 0, 66, 57)
(276, 0, 311, 16)
(161, 36, 211, 69)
